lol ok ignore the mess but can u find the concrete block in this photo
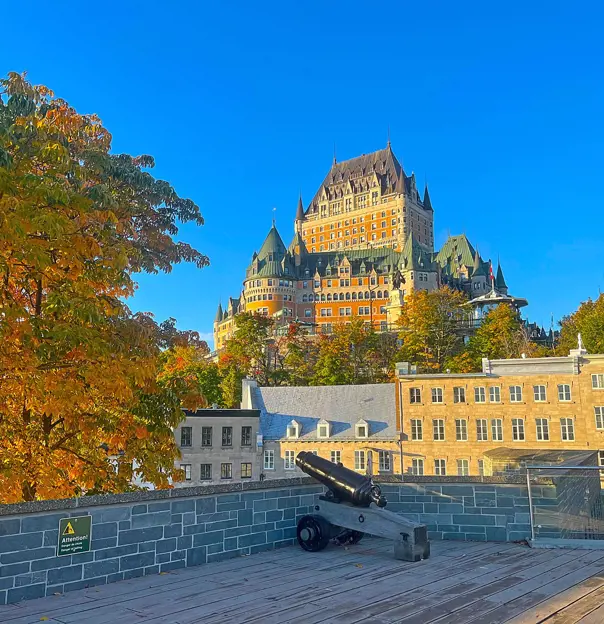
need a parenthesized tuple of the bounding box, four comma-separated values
(197, 512, 230, 524)
(171, 500, 196, 514)
(437, 503, 464, 513)
(486, 527, 507, 542)
(186, 546, 207, 566)
(183, 524, 207, 536)
(177, 536, 192, 550)
(84, 559, 119, 579)
(94, 545, 137, 561)
(183, 512, 196, 526)
(207, 549, 245, 563)
(0, 532, 43, 554)
(119, 521, 131, 531)
(31, 556, 73, 572)
(148, 502, 171, 513)
(21, 514, 65, 534)
(253, 512, 265, 524)
(217, 502, 246, 512)
(160, 560, 186, 573)
(132, 505, 148, 515)
(224, 537, 238, 551)
(120, 551, 155, 571)
(282, 508, 295, 520)
(277, 496, 300, 509)
(107, 572, 124, 584)
(196, 498, 216, 515)
(466, 533, 487, 542)
(138, 541, 156, 552)
(90, 538, 117, 551)
(443, 533, 467, 541)
(155, 538, 177, 554)
(48, 565, 82, 585)
(144, 565, 160, 576)
(207, 543, 224, 555)
(91, 522, 117, 539)
(0, 562, 30, 578)
(124, 568, 144, 580)
(193, 531, 224, 547)
(225, 526, 251, 538)
(452, 514, 495, 526)
(1, 547, 56, 564)
(242, 492, 265, 504)
(43, 530, 59, 546)
(131, 511, 171, 529)
(440, 485, 475, 498)
(267, 529, 283, 543)
(155, 553, 170, 564)
(206, 520, 237, 532)
(217, 494, 241, 504)
(92, 507, 131, 523)
(264, 489, 291, 499)
(253, 498, 278, 512)
(163, 524, 183, 539)
(238, 509, 253, 526)
(118, 527, 163, 545)
(63, 576, 107, 592)
(0, 519, 20, 536)
(7, 584, 45, 604)
(460, 525, 486, 533)
(238, 532, 267, 547)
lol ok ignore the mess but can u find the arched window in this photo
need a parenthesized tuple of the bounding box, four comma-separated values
(315, 294, 320, 302)
(321, 294, 326, 302)
(302, 294, 307, 302)
(358, 292, 363, 299)
(370, 291, 375, 299)
(377, 291, 382, 299)
(327, 293, 332, 301)
(346, 292, 351, 300)
(383, 290, 388, 299)
(352, 292, 357, 300)
(365, 292, 370, 300)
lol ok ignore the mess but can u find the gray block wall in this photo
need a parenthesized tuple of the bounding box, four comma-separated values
(0, 478, 533, 605)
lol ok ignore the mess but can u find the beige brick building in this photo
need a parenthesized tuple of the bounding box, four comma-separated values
(395, 348, 604, 477)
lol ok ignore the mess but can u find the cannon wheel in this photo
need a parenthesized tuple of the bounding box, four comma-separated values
(297, 515, 331, 552)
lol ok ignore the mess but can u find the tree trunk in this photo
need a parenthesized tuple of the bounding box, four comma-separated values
(21, 482, 36, 502)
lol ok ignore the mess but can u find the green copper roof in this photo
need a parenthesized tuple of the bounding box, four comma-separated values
(496, 263, 507, 289)
(215, 302, 223, 322)
(435, 234, 476, 269)
(472, 251, 487, 278)
(247, 225, 296, 279)
(423, 184, 433, 211)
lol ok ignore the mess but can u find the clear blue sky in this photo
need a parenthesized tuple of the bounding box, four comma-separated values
(3, 1, 603, 347)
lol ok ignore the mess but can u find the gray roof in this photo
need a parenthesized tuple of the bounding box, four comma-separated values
(252, 384, 397, 441)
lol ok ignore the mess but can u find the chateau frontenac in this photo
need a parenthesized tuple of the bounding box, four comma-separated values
(214, 144, 526, 350)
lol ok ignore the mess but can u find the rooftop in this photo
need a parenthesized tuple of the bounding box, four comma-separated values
(2, 538, 604, 623)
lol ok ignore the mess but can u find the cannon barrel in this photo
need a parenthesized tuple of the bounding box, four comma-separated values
(296, 451, 387, 508)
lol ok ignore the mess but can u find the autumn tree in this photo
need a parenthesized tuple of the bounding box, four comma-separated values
(556, 293, 604, 355)
(0, 73, 208, 502)
(396, 287, 467, 372)
(275, 321, 318, 386)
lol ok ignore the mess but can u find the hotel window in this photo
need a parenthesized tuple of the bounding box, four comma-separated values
(600, 451, 604, 467)
(201, 426, 212, 447)
(331, 450, 341, 464)
(411, 419, 423, 441)
(221, 463, 232, 479)
(320, 309, 332, 317)
(434, 459, 446, 476)
(512, 418, 525, 441)
(474, 387, 486, 403)
(592, 374, 604, 389)
(457, 459, 469, 477)
(536, 418, 550, 441)
(411, 458, 424, 476)
(181, 464, 192, 481)
(354, 450, 366, 471)
(241, 426, 252, 447)
(284, 450, 296, 470)
(489, 387, 501, 403)
(478, 460, 484, 476)
(509, 386, 523, 403)
(433, 419, 445, 441)
(595, 407, 604, 430)
(560, 418, 575, 441)
(378, 451, 391, 472)
(222, 426, 232, 447)
(491, 418, 503, 441)
(240, 463, 252, 479)
(200, 464, 211, 480)
(431, 387, 443, 403)
(453, 387, 466, 403)
(304, 309, 312, 318)
(180, 427, 192, 448)
(264, 450, 275, 470)
(533, 385, 547, 402)
(558, 384, 571, 401)
(455, 419, 468, 441)
(409, 388, 421, 404)
(476, 419, 488, 441)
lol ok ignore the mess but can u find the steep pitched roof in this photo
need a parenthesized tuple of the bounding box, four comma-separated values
(247, 225, 296, 279)
(215, 302, 223, 323)
(400, 232, 435, 271)
(472, 251, 487, 278)
(423, 184, 433, 211)
(435, 234, 477, 269)
(288, 231, 308, 255)
(295, 195, 305, 221)
(496, 263, 507, 290)
(252, 384, 397, 441)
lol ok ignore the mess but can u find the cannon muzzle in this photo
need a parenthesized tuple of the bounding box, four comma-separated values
(296, 451, 387, 508)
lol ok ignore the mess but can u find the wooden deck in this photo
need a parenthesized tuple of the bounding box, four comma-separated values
(2, 539, 604, 623)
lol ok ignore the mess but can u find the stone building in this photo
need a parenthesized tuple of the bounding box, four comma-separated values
(174, 408, 261, 485)
(242, 379, 400, 479)
(395, 346, 604, 477)
(214, 144, 525, 348)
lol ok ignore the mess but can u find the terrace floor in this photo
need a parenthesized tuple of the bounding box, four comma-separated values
(2, 539, 604, 623)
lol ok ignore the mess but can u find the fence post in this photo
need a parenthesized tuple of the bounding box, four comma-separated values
(526, 467, 535, 542)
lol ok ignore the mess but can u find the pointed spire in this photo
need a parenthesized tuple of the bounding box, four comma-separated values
(472, 250, 487, 278)
(215, 302, 223, 323)
(423, 184, 433, 211)
(495, 261, 507, 290)
(333, 142, 337, 165)
(387, 125, 391, 148)
(295, 194, 304, 221)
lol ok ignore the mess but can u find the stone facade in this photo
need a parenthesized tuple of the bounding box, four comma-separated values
(395, 352, 604, 476)
(0, 477, 540, 605)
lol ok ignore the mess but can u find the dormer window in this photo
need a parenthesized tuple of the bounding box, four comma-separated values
(286, 420, 301, 439)
(317, 419, 331, 439)
(355, 419, 369, 439)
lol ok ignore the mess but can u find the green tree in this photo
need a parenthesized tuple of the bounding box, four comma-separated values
(557, 293, 604, 355)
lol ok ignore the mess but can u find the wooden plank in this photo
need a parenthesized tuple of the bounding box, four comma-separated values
(544, 585, 604, 623)
(574, 602, 604, 623)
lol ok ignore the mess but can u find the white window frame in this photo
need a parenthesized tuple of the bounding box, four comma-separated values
(378, 451, 391, 472)
(457, 459, 469, 476)
(286, 420, 300, 439)
(560, 418, 575, 441)
(355, 420, 369, 439)
(181, 464, 192, 481)
(512, 418, 525, 441)
(411, 419, 423, 441)
(354, 450, 366, 471)
(536, 418, 550, 441)
(476, 419, 488, 441)
(411, 458, 424, 476)
(558, 384, 571, 402)
(533, 385, 547, 402)
(453, 387, 466, 404)
(595, 407, 604, 430)
(478, 459, 484, 476)
(264, 449, 275, 470)
(592, 374, 604, 390)
(431, 387, 443, 404)
(317, 420, 330, 439)
(433, 419, 445, 441)
(455, 419, 468, 442)
(434, 459, 446, 476)
(330, 450, 341, 464)
(510, 386, 523, 403)
(489, 386, 501, 403)
(491, 418, 503, 441)
(474, 387, 486, 403)
(409, 387, 422, 404)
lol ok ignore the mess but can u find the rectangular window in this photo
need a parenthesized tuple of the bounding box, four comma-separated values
(453, 387, 466, 403)
(478, 460, 484, 476)
(411, 458, 424, 476)
(455, 419, 468, 441)
(331, 450, 341, 464)
(592, 374, 604, 389)
(457, 459, 469, 476)
(558, 384, 571, 401)
(474, 387, 486, 403)
(491, 418, 503, 441)
(284, 450, 296, 470)
(241, 426, 252, 446)
(433, 419, 445, 441)
(410, 388, 421, 404)
(200, 464, 211, 480)
(533, 385, 547, 402)
(510, 386, 523, 402)
(264, 450, 275, 470)
(201, 426, 212, 447)
(599, 451, 604, 467)
(411, 419, 423, 441)
(431, 387, 443, 403)
(180, 427, 192, 447)
(476, 419, 488, 441)
(220, 463, 232, 479)
(595, 407, 604, 430)
(354, 450, 366, 471)
(241, 463, 252, 479)
(536, 418, 550, 441)
(560, 418, 575, 441)
(434, 459, 446, 476)
(222, 426, 233, 447)
(489, 387, 501, 403)
(378, 451, 391, 471)
(512, 418, 525, 441)
(180, 464, 192, 481)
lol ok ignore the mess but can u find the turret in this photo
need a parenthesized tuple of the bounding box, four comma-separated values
(495, 262, 508, 294)
(214, 302, 223, 324)
(423, 184, 433, 211)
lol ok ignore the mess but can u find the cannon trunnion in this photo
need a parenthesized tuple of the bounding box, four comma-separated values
(295, 451, 430, 562)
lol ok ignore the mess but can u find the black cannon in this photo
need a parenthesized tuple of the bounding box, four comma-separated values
(295, 451, 430, 562)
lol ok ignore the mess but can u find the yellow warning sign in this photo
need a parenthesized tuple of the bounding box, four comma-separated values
(63, 521, 75, 535)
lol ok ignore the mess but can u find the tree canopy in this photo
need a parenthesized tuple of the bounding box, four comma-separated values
(557, 293, 604, 355)
(0, 72, 208, 502)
